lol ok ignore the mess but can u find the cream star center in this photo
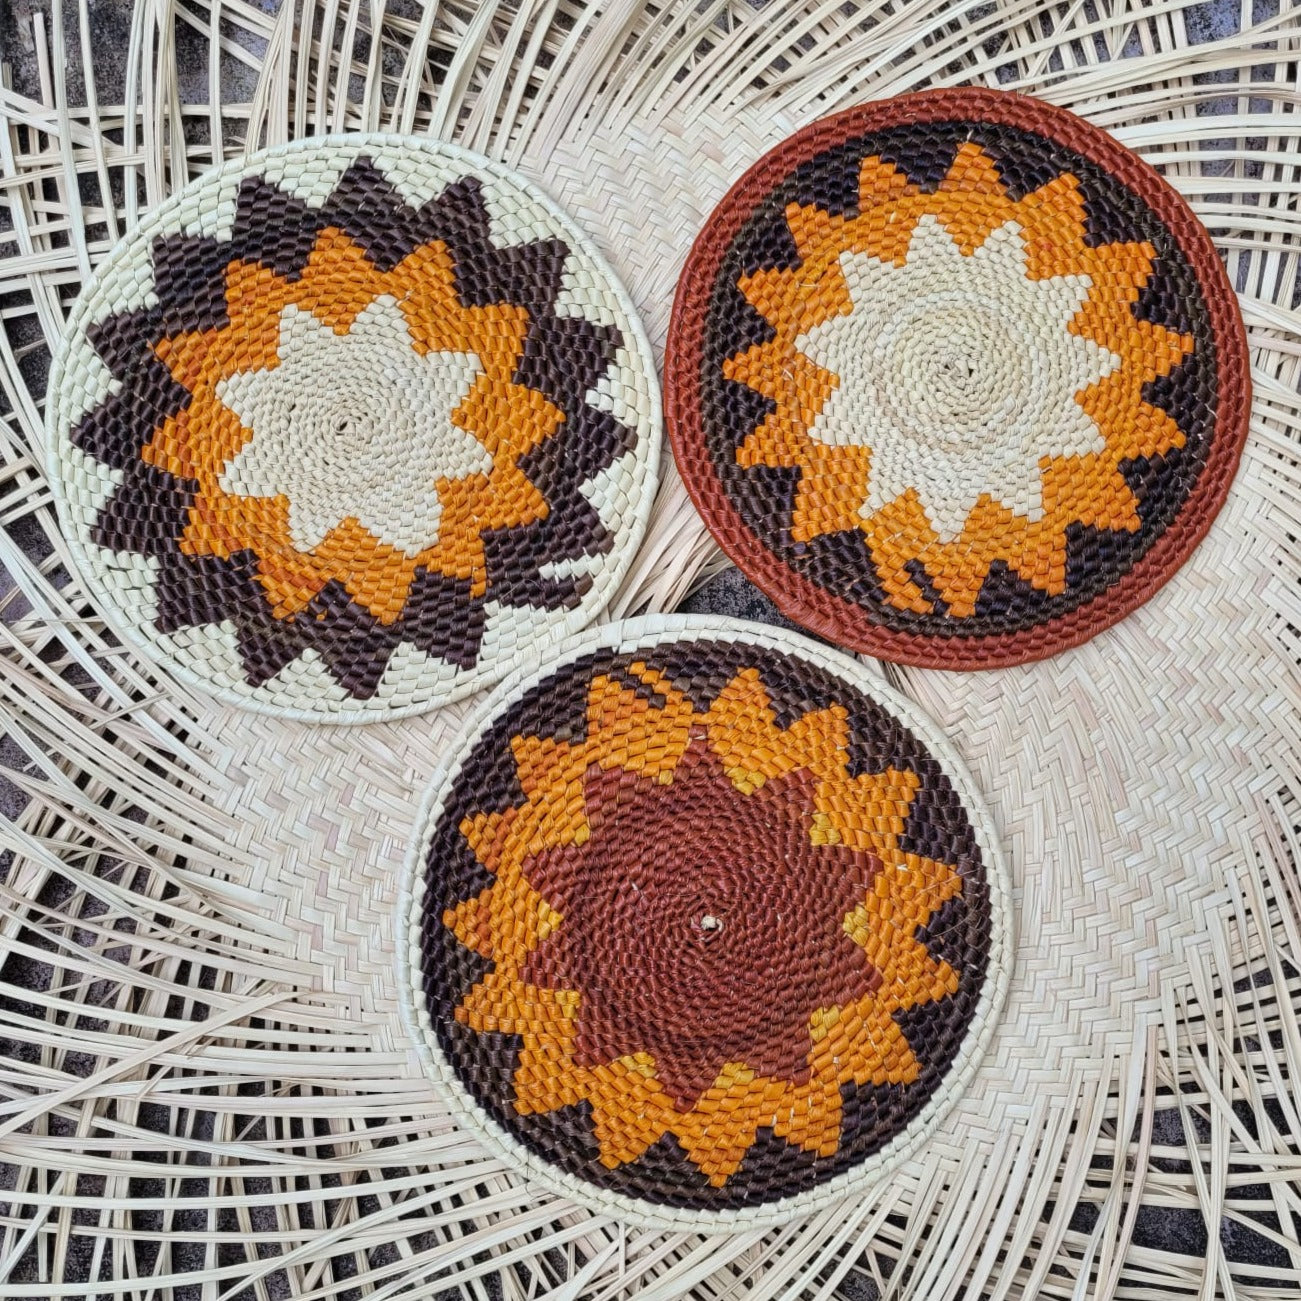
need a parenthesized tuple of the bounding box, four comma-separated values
(794, 214, 1122, 541)
(215, 295, 489, 556)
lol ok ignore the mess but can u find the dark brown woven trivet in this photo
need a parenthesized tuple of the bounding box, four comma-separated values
(665, 89, 1250, 669)
(400, 615, 1011, 1230)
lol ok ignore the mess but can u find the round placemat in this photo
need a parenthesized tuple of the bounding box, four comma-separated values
(666, 89, 1250, 669)
(398, 614, 1011, 1231)
(47, 134, 659, 720)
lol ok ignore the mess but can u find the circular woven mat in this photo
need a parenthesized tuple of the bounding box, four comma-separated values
(47, 134, 659, 720)
(666, 89, 1250, 669)
(400, 615, 1011, 1231)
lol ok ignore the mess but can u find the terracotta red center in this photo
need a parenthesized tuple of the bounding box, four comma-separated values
(521, 733, 882, 1109)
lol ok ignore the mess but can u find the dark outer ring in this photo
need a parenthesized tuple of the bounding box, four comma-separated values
(665, 87, 1252, 670)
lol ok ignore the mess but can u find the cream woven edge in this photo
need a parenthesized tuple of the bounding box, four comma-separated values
(44, 131, 663, 724)
(396, 612, 1015, 1233)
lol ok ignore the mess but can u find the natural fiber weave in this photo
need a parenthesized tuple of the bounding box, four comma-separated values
(667, 89, 1250, 668)
(46, 135, 660, 719)
(3, 2, 1301, 1298)
(400, 615, 1010, 1230)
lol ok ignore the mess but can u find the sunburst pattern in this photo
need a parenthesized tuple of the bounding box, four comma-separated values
(442, 662, 963, 1186)
(145, 227, 562, 624)
(54, 143, 658, 712)
(724, 142, 1195, 617)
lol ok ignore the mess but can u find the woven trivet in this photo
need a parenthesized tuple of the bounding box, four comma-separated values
(47, 135, 659, 720)
(399, 614, 1011, 1231)
(666, 89, 1250, 669)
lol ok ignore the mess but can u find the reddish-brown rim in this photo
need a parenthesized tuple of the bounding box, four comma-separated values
(665, 87, 1252, 670)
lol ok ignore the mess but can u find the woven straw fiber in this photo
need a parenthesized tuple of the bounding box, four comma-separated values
(1, 2, 1300, 1299)
(665, 89, 1251, 669)
(399, 615, 1011, 1232)
(46, 133, 659, 720)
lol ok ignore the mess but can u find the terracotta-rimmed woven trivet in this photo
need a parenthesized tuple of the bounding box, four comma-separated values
(666, 89, 1250, 669)
(398, 614, 1012, 1231)
(47, 134, 659, 721)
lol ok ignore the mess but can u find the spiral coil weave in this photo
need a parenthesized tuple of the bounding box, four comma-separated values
(401, 616, 1011, 1231)
(666, 89, 1250, 669)
(48, 135, 660, 720)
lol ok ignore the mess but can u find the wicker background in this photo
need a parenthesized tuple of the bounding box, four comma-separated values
(2, 0, 1298, 1298)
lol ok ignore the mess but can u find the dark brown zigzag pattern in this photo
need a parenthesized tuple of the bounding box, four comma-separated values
(73, 157, 635, 698)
